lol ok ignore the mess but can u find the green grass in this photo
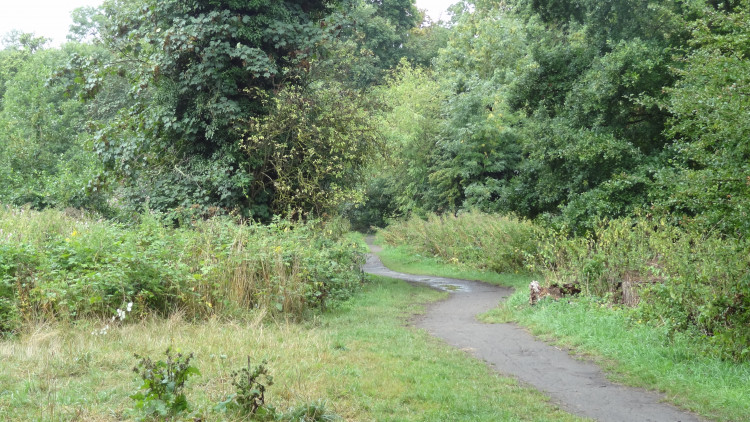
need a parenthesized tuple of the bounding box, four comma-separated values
(482, 294, 750, 422)
(377, 241, 533, 289)
(375, 240, 750, 422)
(0, 275, 584, 421)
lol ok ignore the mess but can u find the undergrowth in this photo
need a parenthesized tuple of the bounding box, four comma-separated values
(381, 210, 750, 362)
(0, 206, 366, 334)
(531, 217, 750, 362)
(379, 210, 538, 274)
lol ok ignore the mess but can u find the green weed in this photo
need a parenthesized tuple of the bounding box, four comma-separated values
(0, 206, 367, 330)
(228, 357, 273, 416)
(379, 210, 539, 274)
(130, 348, 200, 419)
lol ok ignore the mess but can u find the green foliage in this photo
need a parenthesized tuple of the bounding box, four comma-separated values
(0, 243, 38, 335)
(654, 1, 750, 237)
(86, 0, 342, 219)
(0, 206, 367, 332)
(228, 358, 274, 416)
(531, 217, 750, 362)
(322, 0, 421, 87)
(130, 348, 200, 419)
(0, 43, 104, 211)
(380, 210, 539, 274)
(371, 0, 742, 236)
(353, 60, 447, 227)
(240, 84, 378, 218)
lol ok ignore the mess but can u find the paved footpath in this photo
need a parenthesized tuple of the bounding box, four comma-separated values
(364, 240, 704, 422)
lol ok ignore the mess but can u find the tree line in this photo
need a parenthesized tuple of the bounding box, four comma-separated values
(0, 0, 748, 239)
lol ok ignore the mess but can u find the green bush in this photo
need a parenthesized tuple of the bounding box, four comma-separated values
(531, 217, 750, 362)
(0, 206, 367, 332)
(380, 210, 539, 274)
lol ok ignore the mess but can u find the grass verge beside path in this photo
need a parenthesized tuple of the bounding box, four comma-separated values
(375, 241, 750, 422)
(0, 275, 584, 421)
(377, 243, 533, 289)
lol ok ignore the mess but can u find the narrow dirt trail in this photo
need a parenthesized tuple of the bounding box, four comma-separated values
(364, 240, 704, 422)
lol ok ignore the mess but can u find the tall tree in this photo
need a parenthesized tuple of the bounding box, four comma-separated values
(92, 0, 350, 220)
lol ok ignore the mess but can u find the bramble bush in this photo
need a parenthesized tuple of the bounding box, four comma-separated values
(0, 206, 366, 333)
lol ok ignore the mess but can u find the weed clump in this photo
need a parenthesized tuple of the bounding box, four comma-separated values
(130, 348, 200, 419)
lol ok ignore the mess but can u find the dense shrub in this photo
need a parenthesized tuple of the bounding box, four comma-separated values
(383, 211, 750, 361)
(379, 210, 539, 274)
(530, 217, 750, 362)
(0, 206, 366, 334)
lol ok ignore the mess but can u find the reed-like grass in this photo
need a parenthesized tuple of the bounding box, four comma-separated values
(379, 210, 538, 274)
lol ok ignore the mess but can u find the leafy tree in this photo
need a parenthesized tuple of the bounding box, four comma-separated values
(67, 6, 107, 43)
(0, 32, 50, 105)
(240, 83, 378, 218)
(90, 0, 366, 220)
(402, 19, 450, 68)
(319, 0, 421, 87)
(0, 43, 103, 209)
(654, 1, 750, 236)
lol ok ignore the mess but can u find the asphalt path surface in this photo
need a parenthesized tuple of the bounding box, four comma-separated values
(364, 239, 704, 422)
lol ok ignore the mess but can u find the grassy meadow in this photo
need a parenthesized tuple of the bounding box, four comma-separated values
(0, 275, 585, 421)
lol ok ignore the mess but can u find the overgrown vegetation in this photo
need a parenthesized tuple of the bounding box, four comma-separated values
(381, 211, 750, 362)
(0, 206, 366, 335)
(379, 210, 538, 274)
(532, 218, 750, 362)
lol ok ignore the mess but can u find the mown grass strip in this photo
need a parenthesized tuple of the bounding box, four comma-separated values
(0, 275, 583, 421)
(376, 240, 750, 422)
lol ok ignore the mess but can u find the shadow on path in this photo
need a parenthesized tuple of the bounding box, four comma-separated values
(364, 238, 704, 422)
